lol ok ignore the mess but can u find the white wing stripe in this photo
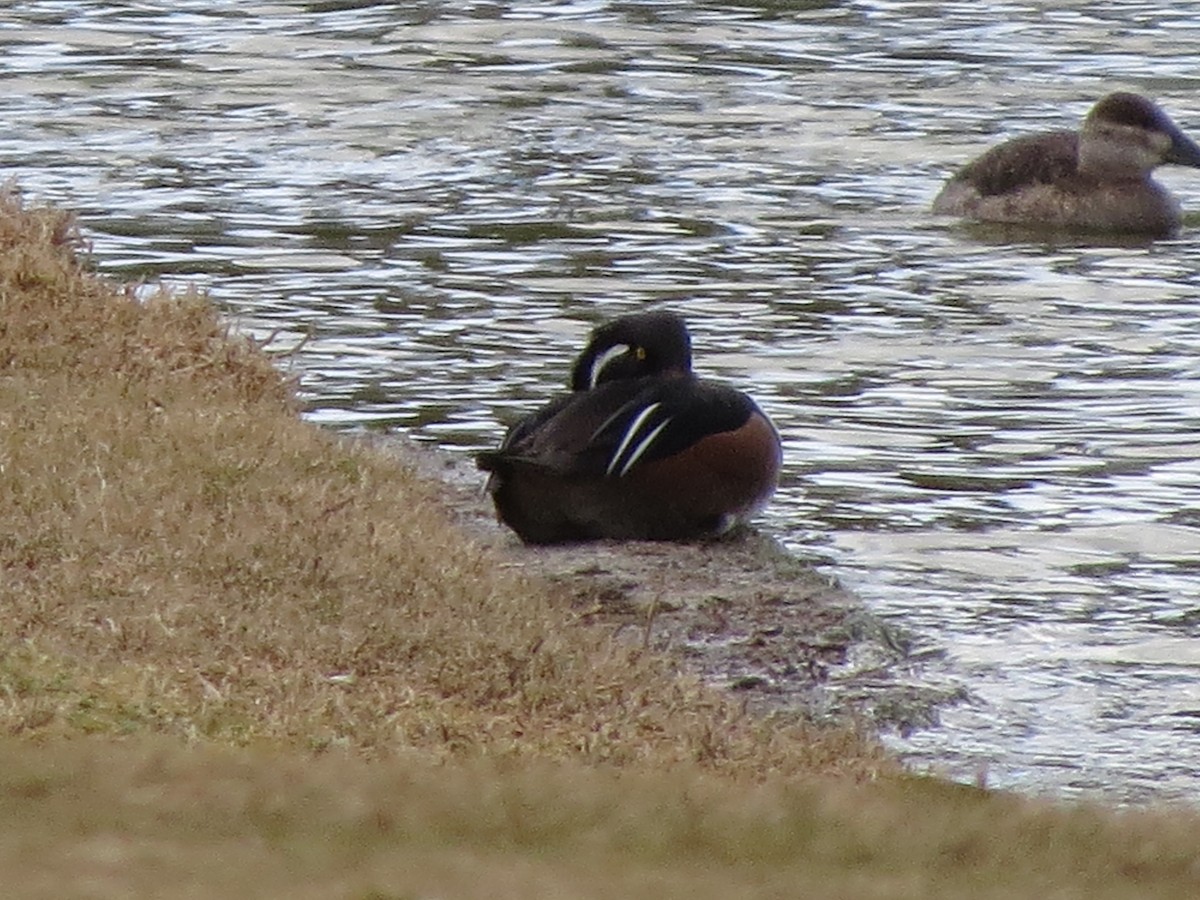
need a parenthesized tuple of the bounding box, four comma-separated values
(606, 402, 662, 476)
(616, 417, 672, 477)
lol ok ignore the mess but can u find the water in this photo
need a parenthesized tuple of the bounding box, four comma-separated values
(4, 0, 1200, 804)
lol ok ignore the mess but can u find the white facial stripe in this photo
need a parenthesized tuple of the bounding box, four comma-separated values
(616, 417, 672, 477)
(589, 343, 631, 389)
(606, 402, 667, 477)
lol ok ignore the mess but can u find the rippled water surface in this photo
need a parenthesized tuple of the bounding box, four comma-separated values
(5, 0, 1200, 804)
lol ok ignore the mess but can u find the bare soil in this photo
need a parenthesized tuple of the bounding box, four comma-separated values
(400, 438, 960, 736)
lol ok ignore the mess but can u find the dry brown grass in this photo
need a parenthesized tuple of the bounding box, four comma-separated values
(3, 192, 1199, 898)
(4, 738, 1200, 899)
(0, 190, 880, 777)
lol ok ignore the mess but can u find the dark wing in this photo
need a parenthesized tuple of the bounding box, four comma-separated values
(477, 377, 758, 479)
(951, 131, 1080, 197)
(587, 380, 759, 478)
(475, 390, 578, 474)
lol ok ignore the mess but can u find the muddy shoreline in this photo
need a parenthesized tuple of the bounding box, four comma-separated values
(398, 437, 960, 736)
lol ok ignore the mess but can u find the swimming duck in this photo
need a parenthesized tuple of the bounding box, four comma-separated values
(932, 92, 1200, 235)
(476, 310, 782, 544)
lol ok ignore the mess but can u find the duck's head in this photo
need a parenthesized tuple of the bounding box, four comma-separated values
(1080, 92, 1200, 175)
(569, 310, 694, 391)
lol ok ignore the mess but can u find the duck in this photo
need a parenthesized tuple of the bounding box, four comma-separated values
(476, 310, 782, 544)
(932, 92, 1200, 236)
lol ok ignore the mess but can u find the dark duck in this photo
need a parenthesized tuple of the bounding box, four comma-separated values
(932, 92, 1200, 236)
(476, 310, 782, 544)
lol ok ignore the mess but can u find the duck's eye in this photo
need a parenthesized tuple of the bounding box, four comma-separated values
(634, 346, 647, 361)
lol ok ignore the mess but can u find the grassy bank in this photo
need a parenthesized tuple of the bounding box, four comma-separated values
(2, 192, 1198, 898)
(5, 738, 1200, 900)
(0, 192, 876, 775)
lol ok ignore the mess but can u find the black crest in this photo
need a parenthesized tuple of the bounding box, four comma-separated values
(1091, 92, 1168, 132)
